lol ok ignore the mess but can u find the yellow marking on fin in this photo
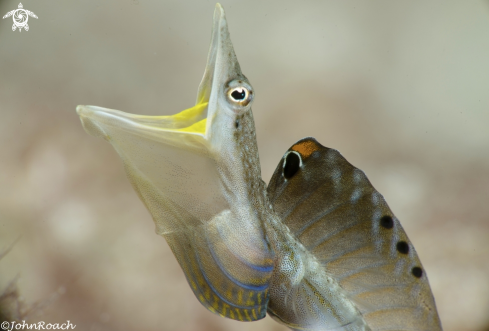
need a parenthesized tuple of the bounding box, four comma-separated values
(205, 286, 211, 300)
(252, 309, 257, 320)
(199, 295, 205, 303)
(246, 292, 254, 306)
(237, 290, 243, 305)
(196, 274, 206, 287)
(226, 288, 233, 301)
(291, 139, 319, 158)
(236, 309, 243, 321)
(244, 309, 251, 321)
(222, 303, 229, 317)
(190, 280, 197, 291)
(257, 292, 261, 305)
(213, 295, 220, 311)
(229, 309, 235, 319)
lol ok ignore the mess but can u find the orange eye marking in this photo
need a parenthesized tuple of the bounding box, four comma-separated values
(291, 140, 319, 158)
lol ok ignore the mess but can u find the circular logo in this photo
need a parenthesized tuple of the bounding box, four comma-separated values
(13, 9, 28, 27)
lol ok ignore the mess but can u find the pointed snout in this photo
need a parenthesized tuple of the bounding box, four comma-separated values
(76, 105, 108, 138)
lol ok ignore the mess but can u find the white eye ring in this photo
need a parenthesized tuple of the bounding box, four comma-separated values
(226, 80, 254, 108)
(228, 87, 250, 103)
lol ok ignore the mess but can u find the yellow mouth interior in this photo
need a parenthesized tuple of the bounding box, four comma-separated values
(173, 102, 208, 135)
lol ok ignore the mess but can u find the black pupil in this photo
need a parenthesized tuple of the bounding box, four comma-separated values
(231, 89, 246, 101)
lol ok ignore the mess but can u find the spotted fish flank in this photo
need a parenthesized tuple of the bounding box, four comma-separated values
(267, 137, 442, 330)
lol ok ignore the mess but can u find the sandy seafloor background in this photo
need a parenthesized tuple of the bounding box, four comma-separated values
(1, 0, 488, 330)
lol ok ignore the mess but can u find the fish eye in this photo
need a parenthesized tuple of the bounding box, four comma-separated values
(226, 85, 253, 107)
(230, 87, 247, 101)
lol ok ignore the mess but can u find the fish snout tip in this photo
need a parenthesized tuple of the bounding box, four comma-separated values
(76, 105, 94, 117)
(76, 105, 107, 139)
(214, 3, 225, 18)
(76, 105, 86, 115)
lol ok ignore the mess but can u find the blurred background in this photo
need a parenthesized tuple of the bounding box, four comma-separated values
(1, 0, 488, 330)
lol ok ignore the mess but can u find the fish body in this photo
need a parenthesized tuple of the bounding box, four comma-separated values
(76, 4, 442, 331)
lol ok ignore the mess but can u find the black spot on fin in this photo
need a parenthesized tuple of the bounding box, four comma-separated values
(283, 152, 301, 180)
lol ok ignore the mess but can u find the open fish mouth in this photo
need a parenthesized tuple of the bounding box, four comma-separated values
(76, 3, 237, 141)
(76, 100, 209, 141)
